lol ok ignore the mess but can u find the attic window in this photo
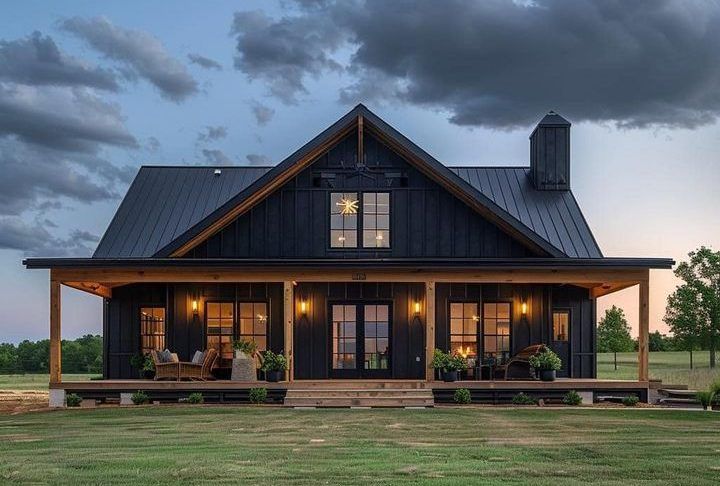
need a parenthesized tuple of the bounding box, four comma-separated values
(330, 192, 358, 248)
(329, 192, 390, 249)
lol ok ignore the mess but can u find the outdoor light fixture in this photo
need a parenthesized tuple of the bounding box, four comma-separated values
(413, 301, 421, 315)
(192, 300, 199, 315)
(521, 302, 528, 315)
(300, 300, 308, 315)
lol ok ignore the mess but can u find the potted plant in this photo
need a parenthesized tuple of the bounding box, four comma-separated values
(528, 349, 562, 381)
(233, 339, 257, 359)
(430, 349, 468, 382)
(261, 350, 288, 382)
(130, 353, 155, 379)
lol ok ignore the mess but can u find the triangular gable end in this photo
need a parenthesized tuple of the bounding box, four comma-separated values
(154, 105, 566, 258)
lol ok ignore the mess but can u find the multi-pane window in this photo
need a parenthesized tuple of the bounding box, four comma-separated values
(553, 310, 569, 342)
(483, 303, 511, 363)
(239, 302, 268, 352)
(450, 303, 478, 358)
(363, 193, 390, 248)
(140, 307, 165, 354)
(206, 302, 234, 368)
(364, 304, 390, 370)
(330, 192, 358, 248)
(331, 305, 356, 369)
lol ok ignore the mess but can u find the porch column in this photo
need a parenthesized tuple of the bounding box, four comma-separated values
(425, 281, 435, 381)
(638, 274, 650, 382)
(49, 279, 61, 384)
(283, 281, 294, 382)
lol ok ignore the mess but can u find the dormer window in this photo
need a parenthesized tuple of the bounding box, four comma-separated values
(330, 192, 390, 249)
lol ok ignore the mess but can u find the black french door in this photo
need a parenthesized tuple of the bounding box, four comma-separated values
(329, 302, 392, 378)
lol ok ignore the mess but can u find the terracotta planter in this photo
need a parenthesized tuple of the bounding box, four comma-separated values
(539, 369, 556, 382)
(441, 370, 459, 382)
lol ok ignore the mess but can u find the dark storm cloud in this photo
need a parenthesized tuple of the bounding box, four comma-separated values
(201, 148, 234, 165)
(0, 217, 99, 256)
(234, 0, 720, 128)
(251, 101, 275, 125)
(0, 32, 119, 91)
(187, 53, 223, 70)
(231, 10, 347, 104)
(197, 125, 228, 143)
(245, 153, 271, 165)
(62, 16, 199, 102)
(0, 84, 137, 152)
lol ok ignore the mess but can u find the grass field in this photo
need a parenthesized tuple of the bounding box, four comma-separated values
(0, 373, 98, 390)
(598, 351, 720, 389)
(0, 406, 718, 484)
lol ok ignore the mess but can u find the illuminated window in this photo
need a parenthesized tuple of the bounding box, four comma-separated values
(331, 305, 356, 369)
(483, 303, 511, 363)
(140, 307, 165, 354)
(206, 302, 234, 368)
(450, 302, 478, 358)
(330, 192, 358, 248)
(362, 192, 390, 248)
(553, 310, 569, 342)
(239, 302, 268, 352)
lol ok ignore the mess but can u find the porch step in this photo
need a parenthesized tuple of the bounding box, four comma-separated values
(284, 387, 434, 408)
(290, 380, 428, 390)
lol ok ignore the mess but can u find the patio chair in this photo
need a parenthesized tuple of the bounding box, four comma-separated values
(150, 350, 180, 381)
(178, 348, 218, 381)
(496, 344, 549, 380)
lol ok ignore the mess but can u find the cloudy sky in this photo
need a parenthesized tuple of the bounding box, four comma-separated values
(1, 0, 718, 343)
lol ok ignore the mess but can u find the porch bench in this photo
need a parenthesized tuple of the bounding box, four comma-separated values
(178, 348, 218, 381)
(150, 350, 180, 380)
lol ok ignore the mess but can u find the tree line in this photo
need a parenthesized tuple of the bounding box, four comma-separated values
(0, 335, 102, 374)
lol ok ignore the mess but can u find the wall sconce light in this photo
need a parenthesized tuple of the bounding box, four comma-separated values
(300, 300, 308, 315)
(192, 300, 199, 315)
(521, 302, 528, 315)
(413, 301, 421, 315)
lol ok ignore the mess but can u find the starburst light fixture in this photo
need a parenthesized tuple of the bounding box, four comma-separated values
(336, 197, 359, 215)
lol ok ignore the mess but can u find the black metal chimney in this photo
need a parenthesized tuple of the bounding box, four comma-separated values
(530, 111, 571, 190)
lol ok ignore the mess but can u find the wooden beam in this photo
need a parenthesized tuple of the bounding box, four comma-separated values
(283, 281, 294, 382)
(590, 281, 638, 298)
(358, 115, 364, 165)
(425, 281, 436, 382)
(63, 281, 112, 298)
(49, 280, 61, 384)
(638, 274, 650, 382)
(51, 267, 650, 286)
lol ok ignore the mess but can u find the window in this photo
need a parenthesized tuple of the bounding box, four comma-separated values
(239, 302, 268, 352)
(331, 305, 356, 369)
(483, 303, 511, 363)
(206, 302, 234, 368)
(140, 307, 165, 354)
(363, 193, 390, 248)
(330, 192, 390, 249)
(330, 192, 358, 248)
(450, 302, 478, 358)
(553, 310, 569, 342)
(364, 304, 390, 370)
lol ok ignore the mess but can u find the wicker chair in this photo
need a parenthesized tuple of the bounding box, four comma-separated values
(497, 344, 549, 380)
(150, 350, 180, 381)
(178, 349, 218, 381)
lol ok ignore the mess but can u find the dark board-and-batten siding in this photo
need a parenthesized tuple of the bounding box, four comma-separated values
(184, 132, 535, 259)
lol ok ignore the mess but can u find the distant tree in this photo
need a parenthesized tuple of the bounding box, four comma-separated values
(0, 343, 20, 373)
(665, 247, 720, 368)
(0, 335, 102, 374)
(597, 306, 635, 370)
(649, 331, 670, 352)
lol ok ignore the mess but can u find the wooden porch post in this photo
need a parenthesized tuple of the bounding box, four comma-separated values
(638, 274, 650, 382)
(425, 281, 436, 382)
(49, 279, 61, 384)
(283, 281, 294, 382)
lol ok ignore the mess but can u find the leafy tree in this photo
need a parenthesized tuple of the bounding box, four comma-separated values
(665, 247, 720, 368)
(0, 335, 103, 374)
(597, 306, 635, 370)
(649, 331, 671, 352)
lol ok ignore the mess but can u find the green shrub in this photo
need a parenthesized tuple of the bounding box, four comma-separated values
(233, 339, 258, 356)
(622, 395, 639, 407)
(130, 353, 154, 372)
(562, 390, 582, 406)
(260, 351, 289, 372)
(249, 387, 267, 404)
(511, 392, 538, 405)
(696, 390, 715, 410)
(430, 349, 468, 372)
(66, 393, 82, 407)
(528, 349, 562, 371)
(453, 388, 471, 404)
(710, 377, 720, 396)
(187, 393, 204, 404)
(131, 390, 149, 405)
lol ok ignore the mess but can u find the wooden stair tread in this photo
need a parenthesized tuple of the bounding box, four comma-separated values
(284, 386, 434, 408)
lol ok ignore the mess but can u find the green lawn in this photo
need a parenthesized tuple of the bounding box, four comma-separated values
(0, 406, 718, 484)
(0, 373, 98, 390)
(598, 351, 720, 389)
